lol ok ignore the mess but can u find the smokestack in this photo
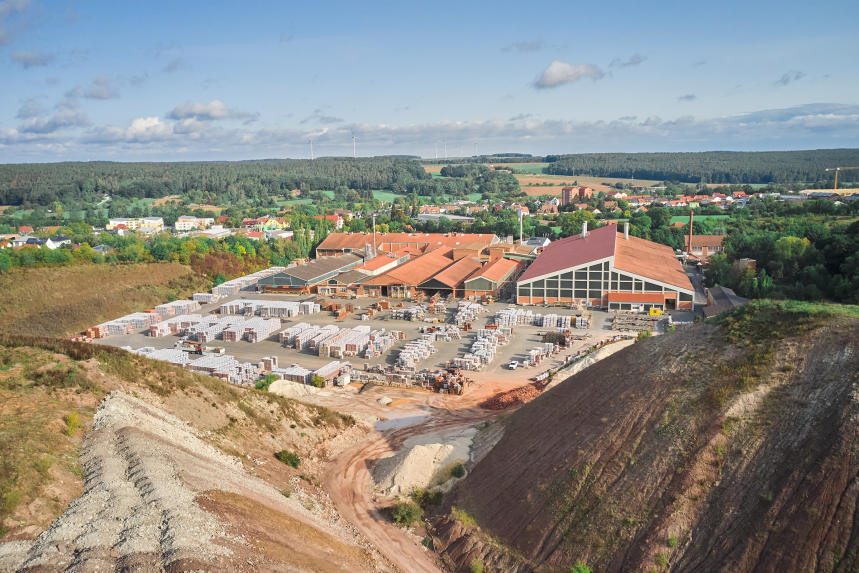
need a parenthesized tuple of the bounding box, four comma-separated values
(624, 222, 629, 240)
(581, 221, 588, 238)
(688, 212, 694, 253)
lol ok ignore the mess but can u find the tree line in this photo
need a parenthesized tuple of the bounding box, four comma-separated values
(545, 149, 859, 184)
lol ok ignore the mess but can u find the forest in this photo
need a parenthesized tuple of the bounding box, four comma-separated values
(545, 149, 859, 184)
(0, 157, 431, 207)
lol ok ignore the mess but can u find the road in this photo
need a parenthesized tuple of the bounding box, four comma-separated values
(322, 380, 511, 573)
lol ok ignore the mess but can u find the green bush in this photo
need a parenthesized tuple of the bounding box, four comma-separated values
(64, 412, 80, 436)
(391, 501, 423, 527)
(637, 330, 652, 341)
(667, 536, 678, 548)
(310, 374, 325, 388)
(275, 450, 300, 468)
(470, 558, 483, 573)
(451, 463, 466, 478)
(570, 562, 592, 573)
(255, 374, 277, 391)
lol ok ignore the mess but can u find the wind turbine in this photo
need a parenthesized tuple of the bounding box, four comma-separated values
(435, 141, 438, 159)
(309, 139, 314, 160)
(444, 139, 447, 159)
(474, 142, 477, 157)
(351, 128, 356, 158)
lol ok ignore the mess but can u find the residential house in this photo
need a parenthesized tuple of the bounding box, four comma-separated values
(18, 226, 33, 234)
(245, 231, 265, 241)
(92, 245, 113, 254)
(541, 204, 558, 214)
(265, 229, 294, 241)
(314, 214, 344, 229)
(139, 216, 164, 233)
(686, 235, 726, 261)
(175, 216, 201, 231)
(107, 218, 138, 231)
(574, 203, 588, 211)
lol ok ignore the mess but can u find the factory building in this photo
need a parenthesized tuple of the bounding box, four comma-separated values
(257, 254, 363, 294)
(463, 258, 520, 298)
(516, 223, 695, 312)
(315, 232, 499, 257)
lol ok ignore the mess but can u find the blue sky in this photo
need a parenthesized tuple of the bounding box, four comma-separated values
(1, 0, 858, 162)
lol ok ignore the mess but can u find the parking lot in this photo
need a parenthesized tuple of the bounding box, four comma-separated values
(97, 291, 698, 379)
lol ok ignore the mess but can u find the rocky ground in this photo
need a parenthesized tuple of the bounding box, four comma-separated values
(0, 391, 390, 573)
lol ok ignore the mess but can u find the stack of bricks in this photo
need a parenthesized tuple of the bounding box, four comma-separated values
(192, 293, 219, 303)
(396, 340, 435, 368)
(273, 365, 313, 384)
(278, 323, 312, 346)
(155, 300, 201, 316)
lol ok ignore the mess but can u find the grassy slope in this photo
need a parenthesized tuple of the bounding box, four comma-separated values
(0, 263, 209, 337)
(432, 300, 859, 573)
(0, 335, 354, 540)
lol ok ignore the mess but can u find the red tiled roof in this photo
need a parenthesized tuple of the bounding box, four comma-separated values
(519, 226, 616, 281)
(246, 231, 264, 238)
(317, 232, 496, 252)
(19, 226, 33, 232)
(359, 254, 400, 271)
(365, 251, 456, 286)
(423, 256, 483, 288)
(467, 258, 518, 283)
(614, 233, 694, 291)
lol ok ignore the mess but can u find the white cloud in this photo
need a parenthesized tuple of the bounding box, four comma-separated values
(18, 99, 91, 133)
(167, 100, 258, 123)
(4, 103, 857, 158)
(65, 74, 121, 100)
(509, 113, 533, 121)
(533, 61, 604, 89)
(300, 108, 344, 125)
(12, 50, 55, 68)
(677, 94, 697, 102)
(0, 0, 30, 47)
(16, 97, 46, 119)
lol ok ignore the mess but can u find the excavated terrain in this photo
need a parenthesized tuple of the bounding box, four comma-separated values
(430, 302, 859, 573)
(1, 392, 382, 573)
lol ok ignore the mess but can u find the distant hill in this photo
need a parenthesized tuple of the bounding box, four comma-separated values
(431, 301, 859, 573)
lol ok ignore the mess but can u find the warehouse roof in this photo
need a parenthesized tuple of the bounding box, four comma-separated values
(422, 256, 483, 289)
(466, 258, 518, 283)
(614, 234, 693, 291)
(317, 232, 498, 253)
(606, 293, 666, 303)
(366, 251, 455, 286)
(329, 269, 372, 285)
(519, 225, 694, 293)
(264, 254, 362, 283)
(518, 226, 616, 281)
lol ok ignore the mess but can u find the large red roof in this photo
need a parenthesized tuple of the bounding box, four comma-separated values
(518, 226, 616, 281)
(317, 232, 497, 253)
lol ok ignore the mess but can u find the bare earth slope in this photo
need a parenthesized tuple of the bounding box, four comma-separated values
(431, 302, 859, 573)
(3, 391, 378, 572)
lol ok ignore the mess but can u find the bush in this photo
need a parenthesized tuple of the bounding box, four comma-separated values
(451, 463, 466, 478)
(64, 412, 80, 436)
(470, 559, 483, 573)
(391, 501, 423, 527)
(275, 450, 300, 468)
(637, 330, 652, 341)
(310, 374, 325, 388)
(570, 562, 592, 573)
(255, 374, 277, 391)
(667, 536, 678, 548)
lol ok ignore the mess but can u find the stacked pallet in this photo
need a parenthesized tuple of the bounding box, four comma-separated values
(187, 354, 238, 375)
(278, 322, 312, 346)
(155, 300, 201, 316)
(260, 356, 278, 371)
(308, 327, 343, 352)
(391, 306, 425, 321)
(149, 316, 188, 337)
(314, 360, 343, 384)
(429, 301, 447, 314)
(192, 293, 220, 303)
(536, 314, 572, 329)
(365, 331, 398, 358)
(212, 267, 286, 296)
(138, 348, 193, 366)
(295, 325, 338, 349)
(454, 301, 485, 326)
(494, 308, 534, 327)
(396, 340, 435, 368)
(273, 365, 313, 384)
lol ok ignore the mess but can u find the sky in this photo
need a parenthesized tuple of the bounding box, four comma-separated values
(1, 0, 858, 162)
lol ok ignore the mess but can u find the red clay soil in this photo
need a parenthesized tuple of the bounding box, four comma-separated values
(480, 380, 550, 410)
(429, 312, 859, 573)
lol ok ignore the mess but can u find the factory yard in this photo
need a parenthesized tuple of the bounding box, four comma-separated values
(96, 290, 680, 387)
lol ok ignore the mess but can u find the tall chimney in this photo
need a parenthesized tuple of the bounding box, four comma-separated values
(687, 212, 694, 253)
(581, 221, 588, 238)
(624, 221, 629, 240)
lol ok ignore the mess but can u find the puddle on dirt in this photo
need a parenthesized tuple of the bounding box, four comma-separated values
(375, 413, 429, 431)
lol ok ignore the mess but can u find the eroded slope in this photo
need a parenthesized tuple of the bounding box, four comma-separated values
(431, 302, 859, 573)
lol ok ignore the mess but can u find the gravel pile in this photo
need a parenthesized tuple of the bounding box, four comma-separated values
(373, 427, 477, 496)
(4, 391, 366, 572)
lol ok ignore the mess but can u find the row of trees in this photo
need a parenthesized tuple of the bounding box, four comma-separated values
(546, 149, 859, 184)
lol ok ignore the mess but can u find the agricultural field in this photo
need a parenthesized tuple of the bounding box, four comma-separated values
(494, 163, 550, 174)
(521, 174, 662, 196)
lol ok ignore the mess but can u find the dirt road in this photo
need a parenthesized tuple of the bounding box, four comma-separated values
(323, 388, 501, 573)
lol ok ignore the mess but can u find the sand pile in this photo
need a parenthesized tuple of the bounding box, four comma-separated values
(268, 380, 323, 398)
(372, 427, 477, 496)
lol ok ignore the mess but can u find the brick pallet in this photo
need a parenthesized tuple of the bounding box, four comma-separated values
(192, 293, 220, 303)
(155, 300, 201, 316)
(396, 340, 435, 368)
(278, 322, 312, 346)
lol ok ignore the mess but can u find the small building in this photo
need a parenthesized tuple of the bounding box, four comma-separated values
(686, 235, 726, 262)
(561, 186, 594, 205)
(463, 258, 520, 298)
(417, 256, 483, 298)
(314, 214, 344, 229)
(316, 269, 373, 297)
(416, 213, 475, 224)
(703, 285, 750, 318)
(257, 254, 363, 294)
(355, 250, 411, 276)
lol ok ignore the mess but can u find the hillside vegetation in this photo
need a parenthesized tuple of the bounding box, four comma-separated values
(431, 301, 859, 573)
(0, 334, 355, 547)
(0, 263, 208, 337)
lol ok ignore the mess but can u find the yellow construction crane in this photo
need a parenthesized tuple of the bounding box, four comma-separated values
(825, 167, 859, 192)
